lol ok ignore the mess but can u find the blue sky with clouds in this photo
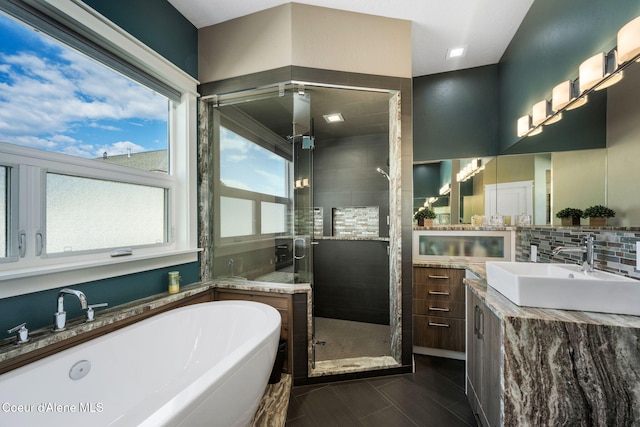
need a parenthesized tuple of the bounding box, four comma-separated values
(0, 13, 167, 159)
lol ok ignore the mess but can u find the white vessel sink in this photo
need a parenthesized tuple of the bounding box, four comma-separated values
(485, 262, 640, 316)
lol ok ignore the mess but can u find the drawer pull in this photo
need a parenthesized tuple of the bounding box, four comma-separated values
(428, 307, 450, 312)
(428, 322, 450, 328)
(428, 275, 449, 279)
(428, 291, 450, 296)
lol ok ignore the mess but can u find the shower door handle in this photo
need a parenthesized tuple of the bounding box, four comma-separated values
(294, 237, 306, 260)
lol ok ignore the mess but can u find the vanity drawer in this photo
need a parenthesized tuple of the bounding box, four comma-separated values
(414, 267, 465, 286)
(414, 283, 465, 302)
(413, 299, 466, 318)
(413, 315, 465, 352)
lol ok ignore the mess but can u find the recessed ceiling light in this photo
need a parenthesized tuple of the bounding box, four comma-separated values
(446, 46, 467, 59)
(323, 113, 344, 123)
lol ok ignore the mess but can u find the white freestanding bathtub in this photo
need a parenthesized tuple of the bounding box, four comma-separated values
(0, 300, 281, 427)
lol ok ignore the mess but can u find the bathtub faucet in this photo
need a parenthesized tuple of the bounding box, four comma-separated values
(54, 288, 88, 331)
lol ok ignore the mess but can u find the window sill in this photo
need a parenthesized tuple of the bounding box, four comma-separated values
(0, 248, 201, 299)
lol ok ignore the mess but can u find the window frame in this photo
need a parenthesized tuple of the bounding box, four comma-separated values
(0, 0, 200, 299)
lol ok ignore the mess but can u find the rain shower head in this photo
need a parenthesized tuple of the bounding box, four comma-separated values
(376, 167, 391, 182)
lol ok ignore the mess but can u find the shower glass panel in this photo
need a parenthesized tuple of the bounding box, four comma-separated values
(292, 92, 314, 284)
(209, 85, 313, 285)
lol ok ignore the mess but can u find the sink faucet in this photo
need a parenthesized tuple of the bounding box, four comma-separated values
(54, 288, 88, 331)
(228, 258, 234, 276)
(552, 235, 595, 272)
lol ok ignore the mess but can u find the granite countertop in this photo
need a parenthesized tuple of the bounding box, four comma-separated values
(0, 279, 311, 366)
(465, 277, 640, 329)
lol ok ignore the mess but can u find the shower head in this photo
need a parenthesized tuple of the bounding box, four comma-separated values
(376, 167, 391, 182)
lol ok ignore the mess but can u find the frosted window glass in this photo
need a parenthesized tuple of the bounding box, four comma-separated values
(46, 174, 166, 253)
(418, 235, 505, 258)
(220, 197, 254, 237)
(261, 202, 287, 234)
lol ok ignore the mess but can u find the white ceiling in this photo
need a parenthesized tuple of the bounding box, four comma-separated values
(168, 0, 535, 77)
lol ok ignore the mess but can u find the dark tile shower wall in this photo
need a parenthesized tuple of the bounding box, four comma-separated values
(313, 134, 390, 238)
(516, 227, 640, 279)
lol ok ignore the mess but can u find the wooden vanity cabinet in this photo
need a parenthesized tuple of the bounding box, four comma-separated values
(413, 267, 466, 352)
(466, 288, 502, 427)
(213, 288, 294, 374)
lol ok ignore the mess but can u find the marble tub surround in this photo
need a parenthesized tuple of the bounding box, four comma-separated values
(0, 280, 310, 373)
(467, 278, 640, 426)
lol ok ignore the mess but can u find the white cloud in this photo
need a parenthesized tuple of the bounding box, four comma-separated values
(0, 37, 167, 151)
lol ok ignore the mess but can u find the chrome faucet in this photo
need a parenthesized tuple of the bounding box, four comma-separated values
(552, 235, 596, 272)
(228, 258, 234, 276)
(54, 288, 88, 331)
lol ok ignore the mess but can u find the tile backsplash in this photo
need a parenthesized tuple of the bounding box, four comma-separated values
(332, 206, 379, 238)
(517, 227, 640, 280)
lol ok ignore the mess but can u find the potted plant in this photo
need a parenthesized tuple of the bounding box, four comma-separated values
(555, 207, 583, 226)
(414, 207, 436, 226)
(582, 204, 615, 226)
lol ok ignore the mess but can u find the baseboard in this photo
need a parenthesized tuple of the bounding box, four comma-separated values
(413, 346, 466, 361)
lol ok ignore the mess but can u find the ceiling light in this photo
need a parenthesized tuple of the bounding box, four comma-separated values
(323, 113, 344, 123)
(446, 46, 467, 59)
(617, 15, 640, 64)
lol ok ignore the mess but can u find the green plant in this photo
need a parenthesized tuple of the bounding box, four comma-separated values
(582, 204, 616, 218)
(414, 207, 436, 220)
(555, 207, 583, 219)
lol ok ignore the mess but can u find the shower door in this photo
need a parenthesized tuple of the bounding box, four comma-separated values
(292, 91, 314, 284)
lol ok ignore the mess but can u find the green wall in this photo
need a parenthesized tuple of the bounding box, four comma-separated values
(0, 263, 200, 340)
(413, 64, 499, 162)
(82, 0, 198, 78)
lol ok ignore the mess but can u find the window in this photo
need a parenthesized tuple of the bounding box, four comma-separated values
(0, 1, 198, 297)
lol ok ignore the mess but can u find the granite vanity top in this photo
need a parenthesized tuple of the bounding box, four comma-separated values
(0, 279, 311, 367)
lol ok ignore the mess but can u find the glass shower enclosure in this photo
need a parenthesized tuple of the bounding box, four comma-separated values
(203, 85, 314, 285)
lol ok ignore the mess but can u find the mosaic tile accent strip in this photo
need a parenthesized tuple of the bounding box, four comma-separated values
(313, 207, 323, 238)
(516, 227, 640, 280)
(332, 206, 379, 238)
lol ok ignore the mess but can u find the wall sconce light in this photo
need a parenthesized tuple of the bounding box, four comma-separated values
(532, 100, 562, 126)
(618, 15, 640, 64)
(517, 115, 542, 137)
(579, 51, 623, 93)
(551, 80, 588, 111)
(439, 183, 451, 196)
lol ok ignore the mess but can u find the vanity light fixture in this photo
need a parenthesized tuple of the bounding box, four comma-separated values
(579, 52, 606, 93)
(579, 51, 623, 93)
(532, 100, 562, 126)
(617, 15, 640, 64)
(323, 113, 344, 123)
(439, 183, 451, 196)
(517, 15, 640, 138)
(551, 80, 588, 111)
(456, 158, 484, 182)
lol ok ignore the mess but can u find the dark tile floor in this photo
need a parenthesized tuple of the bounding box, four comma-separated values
(286, 355, 477, 427)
